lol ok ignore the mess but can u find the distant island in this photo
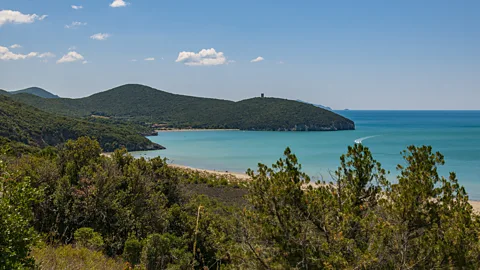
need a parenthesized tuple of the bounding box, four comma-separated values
(7, 84, 355, 132)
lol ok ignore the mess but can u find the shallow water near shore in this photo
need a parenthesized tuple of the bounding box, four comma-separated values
(132, 111, 480, 199)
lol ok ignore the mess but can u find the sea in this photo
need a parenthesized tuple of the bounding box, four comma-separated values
(132, 111, 480, 199)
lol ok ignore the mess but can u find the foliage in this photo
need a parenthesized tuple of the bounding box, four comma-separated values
(74, 227, 105, 251)
(242, 144, 480, 269)
(1, 137, 480, 269)
(31, 244, 126, 270)
(141, 233, 190, 270)
(0, 95, 161, 152)
(123, 234, 143, 266)
(0, 159, 41, 269)
(10, 84, 355, 131)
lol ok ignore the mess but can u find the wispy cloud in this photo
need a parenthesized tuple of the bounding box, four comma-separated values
(10, 44, 22, 49)
(131, 59, 137, 62)
(277, 61, 284, 64)
(71, 5, 83, 10)
(0, 46, 37, 60)
(68, 46, 76, 51)
(90, 33, 111, 41)
(0, 45, 54, 61)
(57, 51, 84, 64)
(144, 57, 155, 61)
(250, 56, 264, 63)
(0, 10, 47, 27)
(65, 21, 87, 29)
(82, 60, 89, 64)
(176, 48, 227, 66)
(110, 0, 129, 8)
(38, 52, 55, 58)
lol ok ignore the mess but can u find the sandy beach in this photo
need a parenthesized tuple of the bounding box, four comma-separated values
(169, 163, 250, 180)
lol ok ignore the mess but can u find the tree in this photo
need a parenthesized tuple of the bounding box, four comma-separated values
(0, 159, 41, 269)
(58, 136, 101, 183)
(375, 145, 480, 269)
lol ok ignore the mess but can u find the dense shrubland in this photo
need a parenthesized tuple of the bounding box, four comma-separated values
(1, 137, 479, 269)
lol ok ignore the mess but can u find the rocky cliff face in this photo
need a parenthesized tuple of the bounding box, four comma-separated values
(243, 120, 355, 131)
(288, 120, 355, 131)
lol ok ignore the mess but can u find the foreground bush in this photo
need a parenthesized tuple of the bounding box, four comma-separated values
(0, 160, 40, 269)
(74, 227, 104, 251)
(31, 245, 125, 270)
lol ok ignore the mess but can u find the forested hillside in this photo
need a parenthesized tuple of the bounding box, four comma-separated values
(0, 95, 162, 152)
(10, 84, 355, 131)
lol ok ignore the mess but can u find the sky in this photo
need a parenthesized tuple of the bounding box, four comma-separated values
(0, 0, 479, 110)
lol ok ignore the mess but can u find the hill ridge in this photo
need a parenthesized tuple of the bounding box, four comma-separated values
(10, 84, 355, 131)
(10, 87, 60, 99)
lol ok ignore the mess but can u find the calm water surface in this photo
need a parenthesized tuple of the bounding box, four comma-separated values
(132, 111, 480, 199)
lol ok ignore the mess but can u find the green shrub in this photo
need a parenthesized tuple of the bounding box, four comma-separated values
(123, 234, 143, 266)
(74, 227, 104, 251)
(141, 233, 189, 270)
(0, 161, 41, 269)
(31, 244, 125, 270)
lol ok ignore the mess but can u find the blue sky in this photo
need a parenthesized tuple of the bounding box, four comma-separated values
(0, 0, 479, 109)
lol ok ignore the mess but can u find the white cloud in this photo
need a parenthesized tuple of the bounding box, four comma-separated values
(10, 44, 22, 49)
(0, 45, 57, 61)
(277, 61, 284, 64)
(110, 0, 129, 8)
(0, 10, 47, 26)
(131, 59, 137, 62)
(0, 45, 39, 60)
(57, 51, 84, 64)
(250, 56, 264, 63)
(144, 57, 155, 61)
(38, 52, 55, 58)
(71, 5, 83, 10)
(65, 21, 87, 29)
(90, 33, 111, 40)
(68, 46, 76, 51)
(175, 48, 227, 66)
(82, 60, 89, 64)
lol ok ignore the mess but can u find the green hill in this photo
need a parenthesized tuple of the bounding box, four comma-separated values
(9, 87, 60, 99)
(10, 84, 355, 131)
(0, 95, 163, 152)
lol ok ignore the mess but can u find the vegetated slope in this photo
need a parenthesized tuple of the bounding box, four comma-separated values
(0, 95, 163, 151)
(9, 87, 60, 98)
(11, 84, 355, 131)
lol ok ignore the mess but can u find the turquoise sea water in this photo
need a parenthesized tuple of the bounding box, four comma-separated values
(132, 111, 480, 199)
